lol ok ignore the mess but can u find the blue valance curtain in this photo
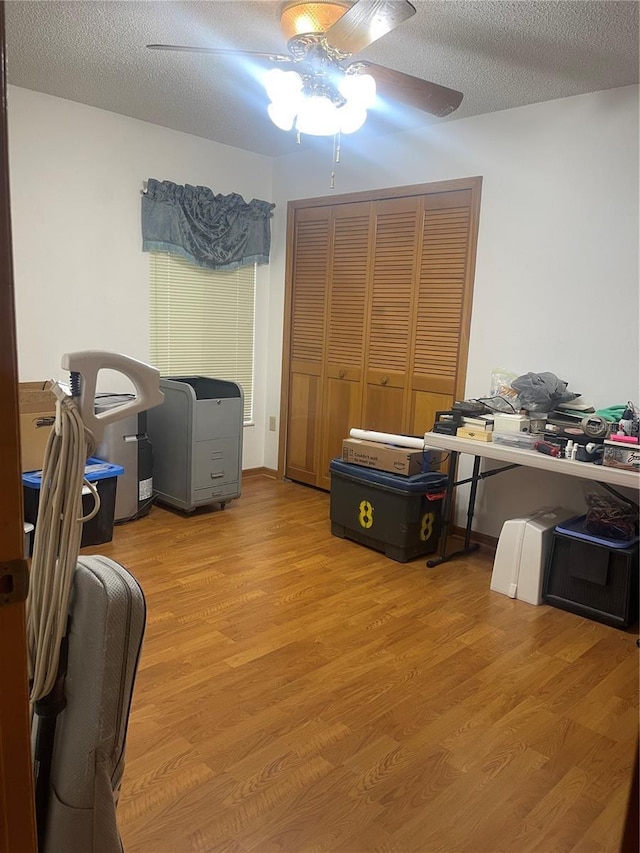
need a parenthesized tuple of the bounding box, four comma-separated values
(141, 178, 275, 271)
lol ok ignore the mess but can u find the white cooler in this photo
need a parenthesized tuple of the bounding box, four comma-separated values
(491, 507, 575, 605)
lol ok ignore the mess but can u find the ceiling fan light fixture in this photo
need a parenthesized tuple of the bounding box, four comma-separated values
(264, 66, 375, 136)
(279, 1, 352, 41)
(150, 0, 463, 154)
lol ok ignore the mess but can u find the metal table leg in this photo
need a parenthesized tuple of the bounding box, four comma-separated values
(426, 456, 520, 569)
(427, 451, 479, 568)
(463, 455, 482, 550)
(437, 449, 458, 560)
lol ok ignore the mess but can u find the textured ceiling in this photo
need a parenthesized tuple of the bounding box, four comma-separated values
(5, 0, 639, 158)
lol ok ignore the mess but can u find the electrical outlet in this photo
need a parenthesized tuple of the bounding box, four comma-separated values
(269, 416, 276, 432)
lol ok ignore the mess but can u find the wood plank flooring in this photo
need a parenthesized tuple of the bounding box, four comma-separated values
(86, 475, 639, 853)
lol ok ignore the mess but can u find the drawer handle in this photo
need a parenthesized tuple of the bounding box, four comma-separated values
(210, 472, 224, 479)
(381, 376, 388, 386)
(338, 369, 345, 379)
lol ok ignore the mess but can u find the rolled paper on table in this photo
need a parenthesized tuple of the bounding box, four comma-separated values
(349, 428, 426, 450)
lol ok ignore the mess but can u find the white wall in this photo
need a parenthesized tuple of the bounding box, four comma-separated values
(268, 86, 639, 533)
(9, 84, 639, 531)
(7, 86, 275, 469)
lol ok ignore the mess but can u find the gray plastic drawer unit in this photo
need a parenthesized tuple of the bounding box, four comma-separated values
(146, 376, 243, 512)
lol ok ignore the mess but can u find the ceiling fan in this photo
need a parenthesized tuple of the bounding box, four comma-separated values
(148, 0, 463, 137)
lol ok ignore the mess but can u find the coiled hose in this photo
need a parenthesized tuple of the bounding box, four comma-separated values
(27, 393, 100, 703)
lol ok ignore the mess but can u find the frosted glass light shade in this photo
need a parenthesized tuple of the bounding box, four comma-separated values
(339, 73, 376, 109)
(268, 102, 297, 131)
(264, 68, 303, 105)
(338, 104, 367, 134)
(296, 95, 340, 136)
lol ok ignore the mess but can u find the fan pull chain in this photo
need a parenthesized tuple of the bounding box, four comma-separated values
(330, 132, 342, 189)
(330, 135, 336, 189)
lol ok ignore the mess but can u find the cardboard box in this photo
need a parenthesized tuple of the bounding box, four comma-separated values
(19, 381, 56, 472)
(342, 438, 441, 476)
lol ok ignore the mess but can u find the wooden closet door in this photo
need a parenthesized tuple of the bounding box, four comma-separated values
(362, 196, 420, 433)
(318, 202, 371, 490)
(285, 207, 330, 485)
(280, 178, 482, 489)
(408, 189, 478, 435)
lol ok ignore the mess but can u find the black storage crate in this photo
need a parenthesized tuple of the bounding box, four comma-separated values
(329, 459, 447, 562)
(23, 459, 123, 549)
(543, 519, 639, 629)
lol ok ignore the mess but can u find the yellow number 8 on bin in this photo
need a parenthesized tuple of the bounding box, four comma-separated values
(358, 500, 374, 529)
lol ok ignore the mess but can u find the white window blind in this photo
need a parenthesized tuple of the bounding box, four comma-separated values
(149, 252, 255, 422)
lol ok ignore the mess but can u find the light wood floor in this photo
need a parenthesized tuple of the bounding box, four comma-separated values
(87, 475, 639, 853)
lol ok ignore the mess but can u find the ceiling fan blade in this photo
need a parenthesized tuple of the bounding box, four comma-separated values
(358, 61, 463, 117)
(147, 45, 291, 63)
(324, 1, 416, 55)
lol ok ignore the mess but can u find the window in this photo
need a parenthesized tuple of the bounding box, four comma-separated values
(149, 253, 255, 423)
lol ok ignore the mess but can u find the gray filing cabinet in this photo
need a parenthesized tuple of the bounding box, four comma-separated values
(146, 376, 243, 512)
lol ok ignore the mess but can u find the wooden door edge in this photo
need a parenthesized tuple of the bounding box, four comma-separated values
(276, 202, 297, 480)
(0, 3, 37, 849)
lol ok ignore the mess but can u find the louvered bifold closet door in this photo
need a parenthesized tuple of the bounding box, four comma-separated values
(282, 177, 481, 490)
(318, 202, 372, 489)
(285, 206, 331, 485)
(408, 189, 475, 434)
(362, 196, 421, 433)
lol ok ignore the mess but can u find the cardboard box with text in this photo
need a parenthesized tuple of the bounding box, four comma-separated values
(19, 381, 56, 472)
(342, 438, 442, 476)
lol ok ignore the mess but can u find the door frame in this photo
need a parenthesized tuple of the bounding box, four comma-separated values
(0, 2, 38, 849)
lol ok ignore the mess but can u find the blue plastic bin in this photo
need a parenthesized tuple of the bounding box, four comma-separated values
(554, 514, 639, 549)
(543, 516, 639, 629)
(23, 457, 125, 548)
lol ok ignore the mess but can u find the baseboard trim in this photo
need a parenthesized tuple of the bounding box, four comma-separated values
(451, 526, 498, 552)
(243, 467, 278, 480)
